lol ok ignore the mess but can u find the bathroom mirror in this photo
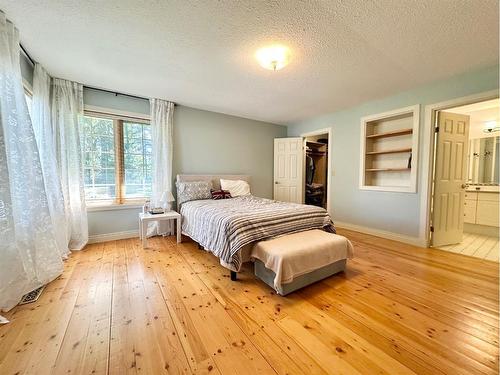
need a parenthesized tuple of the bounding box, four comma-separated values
(468, 136, 500, 184)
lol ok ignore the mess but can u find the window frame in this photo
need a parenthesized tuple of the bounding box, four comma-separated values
(24, 85, 33, 115)
(83, 110, 151, 208)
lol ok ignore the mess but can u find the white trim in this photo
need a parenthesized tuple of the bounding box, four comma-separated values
(84, 104, 150, 121)
(359, 105, 420, 193)
(336, 221, 425, 247)
(419, 89, 499, 247)
(86, 203, 143, 212)
(301, 127, 333, 215)
(88, 230, 139, 244)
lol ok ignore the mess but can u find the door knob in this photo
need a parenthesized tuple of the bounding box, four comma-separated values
(461, 184, 467, 189)
(275, 182, 279, 184)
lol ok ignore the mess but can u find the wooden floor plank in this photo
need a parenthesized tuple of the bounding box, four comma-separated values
(0, 228, 498, 375)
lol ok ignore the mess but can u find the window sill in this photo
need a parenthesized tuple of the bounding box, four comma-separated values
(86, 202, 144, 212)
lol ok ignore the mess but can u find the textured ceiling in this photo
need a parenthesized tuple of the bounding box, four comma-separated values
(2, 0, 498, 125)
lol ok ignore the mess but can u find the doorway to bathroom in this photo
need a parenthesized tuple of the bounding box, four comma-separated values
(430, 98, 499, 261)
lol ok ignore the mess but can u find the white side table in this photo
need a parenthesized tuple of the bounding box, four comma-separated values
(139, 211, 182, 247)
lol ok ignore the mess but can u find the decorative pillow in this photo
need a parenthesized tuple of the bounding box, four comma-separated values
(220, 179, 251, 197)
(211, 189, 232, 200)
(176, 180, 212, 205)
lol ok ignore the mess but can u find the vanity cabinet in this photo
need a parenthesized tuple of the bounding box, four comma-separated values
(464, 192, 477, 224)
(476, 193, 499, 227)
(464, 191, 499, 227)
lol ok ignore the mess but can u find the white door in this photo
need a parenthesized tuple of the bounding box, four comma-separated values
(274, 137, 303, 203)
(432, 111, 470, 247)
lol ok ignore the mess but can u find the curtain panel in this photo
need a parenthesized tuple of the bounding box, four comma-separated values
(32, 64, 69, 258)
(149, 99, 174, 236)
(51, 79, 88, 250)
(0, 13, 63, 311)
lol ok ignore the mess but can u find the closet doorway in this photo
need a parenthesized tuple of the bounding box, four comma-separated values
(302, 128, 331, 211)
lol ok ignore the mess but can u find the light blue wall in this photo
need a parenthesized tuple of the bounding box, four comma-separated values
(84, 87, 150, 114)
(83, 89, 286, 236)
(288, 65, 499, 238)
(173, 106, 284, 198)
(20, 55, 286, 237)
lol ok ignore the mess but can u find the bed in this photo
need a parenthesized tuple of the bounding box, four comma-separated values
(177, 174, 335, 272)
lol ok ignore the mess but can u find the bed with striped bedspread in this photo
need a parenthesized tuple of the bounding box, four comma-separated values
(180, 195, 335, 271)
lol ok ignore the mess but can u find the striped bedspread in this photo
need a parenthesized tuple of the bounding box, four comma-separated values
(180, 195, 335, 270)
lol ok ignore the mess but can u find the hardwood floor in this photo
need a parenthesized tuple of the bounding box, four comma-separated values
(0, 228, 498, 374)
(436, 232, 499, 261)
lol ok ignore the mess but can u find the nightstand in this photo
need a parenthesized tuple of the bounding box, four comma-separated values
(139, 211, 181, 247)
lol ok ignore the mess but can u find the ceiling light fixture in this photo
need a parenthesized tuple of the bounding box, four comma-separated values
(483, 120, 500, 133)
(255, 45, 290, 71)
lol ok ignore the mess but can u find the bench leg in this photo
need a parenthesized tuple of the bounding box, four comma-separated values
(230, 271, 237, 281)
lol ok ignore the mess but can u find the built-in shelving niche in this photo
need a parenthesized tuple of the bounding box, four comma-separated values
(359, 105, 420, 193)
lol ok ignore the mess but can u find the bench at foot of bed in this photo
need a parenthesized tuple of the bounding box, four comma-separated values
(251, 229, 354, 295)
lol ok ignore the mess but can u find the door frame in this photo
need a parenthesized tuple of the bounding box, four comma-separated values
(420, 90, 499, 247)
(300, 127, 333, 214)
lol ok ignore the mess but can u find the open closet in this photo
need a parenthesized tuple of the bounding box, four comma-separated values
(304, 134, 328, 209)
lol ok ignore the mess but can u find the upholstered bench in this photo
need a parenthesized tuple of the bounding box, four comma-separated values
(251, 229, 354, 295)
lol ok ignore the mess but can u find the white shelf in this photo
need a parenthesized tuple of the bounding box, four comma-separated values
(366, 148, 412, 155)
(366, 128, 413, 139)
(366, 168, 411, 172)
(359, 105, 420, 193)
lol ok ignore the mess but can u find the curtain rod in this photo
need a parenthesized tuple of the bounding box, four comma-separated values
(20, 43, 176, 105)
(20, 43, 34, 66)
(85, 86, 177, 105)
(84, 85, 149, 101)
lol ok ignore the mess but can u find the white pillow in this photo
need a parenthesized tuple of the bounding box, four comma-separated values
(220, 179, 250, 197)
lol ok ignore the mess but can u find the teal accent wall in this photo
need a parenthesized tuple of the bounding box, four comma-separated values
(288, 65, 499, 239)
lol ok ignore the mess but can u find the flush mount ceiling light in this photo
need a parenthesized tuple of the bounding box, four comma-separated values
(255, 45, 290, 71)
(483, 120, 500, 133)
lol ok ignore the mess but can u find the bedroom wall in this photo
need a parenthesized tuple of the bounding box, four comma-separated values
(20, 54, 286, 239)
(287, 64, 499, 244)
(85, 90, 286, 239)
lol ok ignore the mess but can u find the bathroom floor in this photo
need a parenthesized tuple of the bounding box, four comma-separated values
(436, 232, 499, 261)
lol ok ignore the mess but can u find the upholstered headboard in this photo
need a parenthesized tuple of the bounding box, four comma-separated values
(175, 174, 251, 210)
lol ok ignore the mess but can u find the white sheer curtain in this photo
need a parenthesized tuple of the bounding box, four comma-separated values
(149, 99, 174, 236)
(51, 79, 88, 250)
(32, 64, 69, 258)
(0, 13, 63, 311)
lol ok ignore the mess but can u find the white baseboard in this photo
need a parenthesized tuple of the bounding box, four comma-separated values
(464, 223, 499, 237)
(335, 221, 426, 247)
(88, 230, 139, 244)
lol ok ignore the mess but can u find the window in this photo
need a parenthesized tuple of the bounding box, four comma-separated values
(82, 113, 151, 204)
(24, 88, 32, 117)
(123, 121, 152, 198)
(83, 116, 116, 200)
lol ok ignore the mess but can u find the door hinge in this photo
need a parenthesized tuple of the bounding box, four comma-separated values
(430, 226, 434, 233)
(435, 127, 439, 133)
